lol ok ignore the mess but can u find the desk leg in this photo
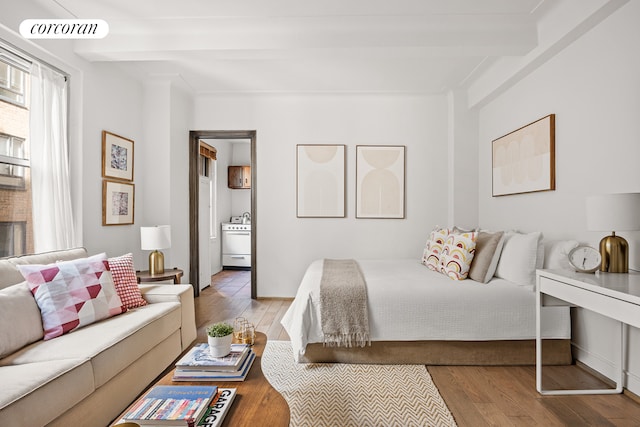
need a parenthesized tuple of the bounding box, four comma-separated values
(536, 286, 543, 393)
(537, 290, 624, 395)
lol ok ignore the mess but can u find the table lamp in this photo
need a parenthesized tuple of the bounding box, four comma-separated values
(586, 193, 640, 273)
(140, 225, 171, 275)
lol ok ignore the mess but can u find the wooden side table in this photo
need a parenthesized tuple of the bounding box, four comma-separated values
(136, 268, 183, 284)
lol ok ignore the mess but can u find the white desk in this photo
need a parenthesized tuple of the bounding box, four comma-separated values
(536, 269, 640, 395)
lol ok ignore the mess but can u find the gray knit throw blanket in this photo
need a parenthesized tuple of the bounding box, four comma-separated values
(320, 259, 371, 348)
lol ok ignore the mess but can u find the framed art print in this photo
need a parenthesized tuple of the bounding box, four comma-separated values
(102, 130, 134, 182)
(356, 145, 405, 219)
(296, 144, 346, 218)
(103, 180, 134, 225)
(492, 114, 555, 197)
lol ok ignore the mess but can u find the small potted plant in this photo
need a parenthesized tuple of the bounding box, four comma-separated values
(206, 322, 234, 357)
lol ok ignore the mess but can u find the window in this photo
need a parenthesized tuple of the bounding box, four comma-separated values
(1, 42, 73, 256)
(0, 46, 33, 255)
(0, 221, 26, 257)
(0, 56, 27, 106)
(0, 133, 28, 189)
(199, 141, 217, 239)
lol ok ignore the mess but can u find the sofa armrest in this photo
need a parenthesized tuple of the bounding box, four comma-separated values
(139, 284, 197, 351)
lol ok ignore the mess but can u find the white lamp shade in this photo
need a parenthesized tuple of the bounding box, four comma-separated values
(140, 225, 171, 250)
(586, 193, 640, 232)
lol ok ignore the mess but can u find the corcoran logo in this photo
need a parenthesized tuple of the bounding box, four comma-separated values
(19, 19, 109, 39)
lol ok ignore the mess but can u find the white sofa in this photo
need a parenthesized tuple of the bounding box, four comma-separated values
(0, 248, 197, 427)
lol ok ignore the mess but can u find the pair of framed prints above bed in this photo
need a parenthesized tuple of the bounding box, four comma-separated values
(296, 144, 405, 219)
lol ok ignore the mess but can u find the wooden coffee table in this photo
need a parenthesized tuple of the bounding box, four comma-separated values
(112, 332, 289, 426)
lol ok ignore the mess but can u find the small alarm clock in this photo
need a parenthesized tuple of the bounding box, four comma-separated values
(568, 245, 601, 273)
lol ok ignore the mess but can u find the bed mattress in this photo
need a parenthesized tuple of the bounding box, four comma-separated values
(281, 259, 571, 362)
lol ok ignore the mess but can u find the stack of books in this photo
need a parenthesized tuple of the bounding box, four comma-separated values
(119, 385, 237, 427)
(172, 343, 255, 382)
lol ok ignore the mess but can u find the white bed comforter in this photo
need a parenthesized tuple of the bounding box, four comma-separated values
(281, 259, 571, 362)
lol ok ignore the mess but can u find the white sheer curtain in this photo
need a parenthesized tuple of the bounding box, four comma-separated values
(29, 62, 76, 252)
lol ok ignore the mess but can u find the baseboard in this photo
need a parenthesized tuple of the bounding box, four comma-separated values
(572, 343, 640, 396)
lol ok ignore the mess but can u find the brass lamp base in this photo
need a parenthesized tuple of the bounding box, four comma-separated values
(149, 250, 165, 275)
(599, 232, 628, 273)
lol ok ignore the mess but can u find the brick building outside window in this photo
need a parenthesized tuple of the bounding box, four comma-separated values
(0, 50, 32, 257)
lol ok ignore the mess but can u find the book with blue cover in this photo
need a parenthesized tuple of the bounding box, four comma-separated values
(121, 385, 217, 426)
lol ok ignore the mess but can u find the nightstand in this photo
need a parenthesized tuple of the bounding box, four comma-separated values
(136, 268, 184, 284)
(536, 269, 640, 395)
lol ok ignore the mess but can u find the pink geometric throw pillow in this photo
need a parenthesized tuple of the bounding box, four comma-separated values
(108, 253, 147, 309)
(18, 253, 126, 340)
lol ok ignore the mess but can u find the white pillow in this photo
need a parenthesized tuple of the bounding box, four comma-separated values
(494, 231, 543, 289)
(543, 240, 579, 271)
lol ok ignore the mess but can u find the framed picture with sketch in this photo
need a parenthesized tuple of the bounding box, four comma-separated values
(102, 180, 134, 225)
(102, 130, 134, 182)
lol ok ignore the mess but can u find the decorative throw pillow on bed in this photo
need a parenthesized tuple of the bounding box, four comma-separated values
(108, 253, 147, 309)
(422, 226, 450, 271)
(494, 231, 543, 289)
(468, 230, 505, 283)
(543, 240, 579, 271)
(438, 231, 477, 280)
(17, 253, 126, 340)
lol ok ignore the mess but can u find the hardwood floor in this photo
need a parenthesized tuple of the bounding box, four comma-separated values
(195, 269, 291, 343)
(198, 270, 640, 426)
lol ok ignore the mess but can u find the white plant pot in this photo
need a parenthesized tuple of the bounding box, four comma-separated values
(208, 334, 233, 357)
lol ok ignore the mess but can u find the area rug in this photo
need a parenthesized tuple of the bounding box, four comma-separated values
(262, 341, 457, 427)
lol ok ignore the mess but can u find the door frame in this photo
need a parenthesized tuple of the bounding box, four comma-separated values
(189, 130, 257, 298)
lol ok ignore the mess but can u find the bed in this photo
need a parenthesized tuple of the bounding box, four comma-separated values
(281, 258, 572, 365)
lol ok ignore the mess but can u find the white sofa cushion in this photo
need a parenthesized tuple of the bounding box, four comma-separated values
(1, 248, 89, 290)
(0, 359, 93, 427)
(0, 301, 181, 388)
(0, 283, 44, 358)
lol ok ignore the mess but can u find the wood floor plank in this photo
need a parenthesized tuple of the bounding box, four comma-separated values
(427, 366, 490, 427)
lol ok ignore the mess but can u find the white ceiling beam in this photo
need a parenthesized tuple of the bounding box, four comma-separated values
(74, 15, 536, 62)
(466, 0, 630, 109)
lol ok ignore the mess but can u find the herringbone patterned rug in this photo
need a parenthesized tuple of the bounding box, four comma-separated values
(262, 341, 458, 427)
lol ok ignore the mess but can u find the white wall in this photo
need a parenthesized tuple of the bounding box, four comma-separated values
(193, 93, 450, 297)
(81, 63, 144, 261)
(476, 1, 640, 393)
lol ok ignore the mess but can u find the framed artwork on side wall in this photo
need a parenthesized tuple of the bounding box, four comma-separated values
(103, 180, 134, 225)
(102, 130, 134, 182)
(492, 114, 555, 197)
(296, 144, 346, 218)
(356, 145, 406, 219)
